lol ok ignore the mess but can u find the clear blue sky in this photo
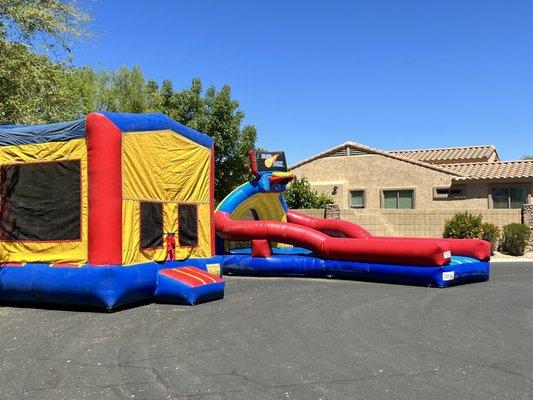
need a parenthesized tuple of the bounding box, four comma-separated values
(73, 0, 533, 164)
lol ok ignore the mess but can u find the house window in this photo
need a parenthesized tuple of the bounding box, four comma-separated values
(140, 202, 163, 249)
(382, 189, 414, 209)
(433, 186, 466, 199)
(491, 187, 528, 209)
(178, 204, 198, 246)
(0, 160, 81, 241)
(350, 190, 365, 209)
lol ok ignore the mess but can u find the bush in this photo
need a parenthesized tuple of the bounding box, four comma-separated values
(499, 223, 531, 256)
(443, 212, 483, 239)
(284, 177, 334, 209)
(480, 223, 500, 255)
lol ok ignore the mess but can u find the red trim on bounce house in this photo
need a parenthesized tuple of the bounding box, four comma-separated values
(210, 146, 216, 256)
(181, 266, 223, 283)
(248, 150, 259, 177)
(86, 113, 123, 265)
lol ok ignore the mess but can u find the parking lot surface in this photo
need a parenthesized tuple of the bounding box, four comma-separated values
(1, 262, 532, 400)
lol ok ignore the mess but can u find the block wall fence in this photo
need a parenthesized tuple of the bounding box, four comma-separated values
(306, 205, 526, 239)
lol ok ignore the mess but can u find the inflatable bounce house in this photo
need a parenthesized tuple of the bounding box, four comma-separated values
(215, 150, 491, 287)
(0, 113, 490, 311)
(0, 112, 224, 309)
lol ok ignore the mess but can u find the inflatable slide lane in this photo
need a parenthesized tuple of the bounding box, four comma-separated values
(215, 149, 490, 287)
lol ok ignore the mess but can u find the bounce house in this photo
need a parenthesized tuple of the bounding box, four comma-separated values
(0, 112, 224, 309)
(215, 150, 491, 287)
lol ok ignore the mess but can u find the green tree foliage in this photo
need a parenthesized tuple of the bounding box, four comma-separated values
(0, 2, 256, 201)
(0, 0, 90, 53)
(284, 177, 335, 209)
(522, 154, 533, 160)
(0, 0, 91, 123)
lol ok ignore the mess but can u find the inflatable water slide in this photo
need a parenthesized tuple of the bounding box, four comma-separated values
(215, 150, 490, 287)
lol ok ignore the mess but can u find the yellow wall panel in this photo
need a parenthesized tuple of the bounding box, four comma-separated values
(121, 131, 212, 265)
(0, 139, 88, 264)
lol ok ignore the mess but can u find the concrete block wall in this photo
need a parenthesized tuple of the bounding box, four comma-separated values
(299, 208, 522, 238)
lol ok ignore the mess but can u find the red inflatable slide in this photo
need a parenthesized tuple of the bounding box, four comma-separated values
(216, 211, 491, 266)
(286, 210, 491, 261)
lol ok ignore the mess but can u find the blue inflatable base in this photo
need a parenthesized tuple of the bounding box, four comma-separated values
(0, 258, 225, 310)
(220, 253, 490, 288)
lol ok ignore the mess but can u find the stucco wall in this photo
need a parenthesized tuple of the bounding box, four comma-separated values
(292, 154, 500, 209)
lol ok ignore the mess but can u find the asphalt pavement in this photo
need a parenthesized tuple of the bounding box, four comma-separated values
(1, 262, 532, 400)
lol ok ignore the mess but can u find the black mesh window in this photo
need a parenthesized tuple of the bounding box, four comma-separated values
(140, 202, 163, 249)
(178, 204, 198, 246)
(0, 160, 81, 241)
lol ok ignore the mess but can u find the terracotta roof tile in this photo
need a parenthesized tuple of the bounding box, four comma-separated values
(448, 160, 533, 181)
(389, 145, 499, 164)
(289, 141, 533, 181)
(289, 141, 463, 176)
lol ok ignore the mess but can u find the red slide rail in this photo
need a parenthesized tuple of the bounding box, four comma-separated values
(287, 210, 490, 261)
(216, 212, 451, 266)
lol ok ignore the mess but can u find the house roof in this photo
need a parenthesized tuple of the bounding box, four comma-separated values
(447, 160, 533, 181)
(289, 141, 464, 176)
(289, 141, 533, 182)
(389, 145, 499, 164)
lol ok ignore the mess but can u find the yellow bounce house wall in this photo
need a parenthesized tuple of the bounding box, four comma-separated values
(121, 130, 212, 265)
(0, 139, 89, 264)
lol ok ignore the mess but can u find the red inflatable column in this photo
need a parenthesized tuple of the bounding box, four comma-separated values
(251, 240, 272, 258)
(86, 113, 123, 265)
(210, 145, 216, 256)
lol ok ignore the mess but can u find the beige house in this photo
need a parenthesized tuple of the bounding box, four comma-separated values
(290, 142, 533, 211)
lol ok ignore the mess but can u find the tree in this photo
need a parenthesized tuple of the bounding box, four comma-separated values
(0, 0, 91, 124)
(0, 0, 90, 54)
(0, 42, 73, 124)
(522, 155, 533, 160)
(284, 177, 334, 209)
(166, 78, 257, 201)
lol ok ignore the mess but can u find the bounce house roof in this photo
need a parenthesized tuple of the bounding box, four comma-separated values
(0, 112, 213, 149)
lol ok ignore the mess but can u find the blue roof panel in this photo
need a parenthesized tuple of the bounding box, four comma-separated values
(101, 112, 213, 149)
(0, 113, 213, 149)
(0, 119, 85, 147)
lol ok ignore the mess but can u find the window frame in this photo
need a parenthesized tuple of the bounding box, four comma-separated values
(433, 185, 466, 200)
(349, 189, 366, 209)
(139, 201, 164, 250)
(489, 184, 530, 209)
(380, 188, 416, 209)
(178, 203, 199, 247)
(0, 159, 83, 243)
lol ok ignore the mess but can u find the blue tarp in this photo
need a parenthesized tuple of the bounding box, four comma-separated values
(0, 119, 85, 146)
(0, 112, 213, 149)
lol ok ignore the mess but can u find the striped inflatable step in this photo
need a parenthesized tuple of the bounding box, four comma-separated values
(155, 266, 224, 305)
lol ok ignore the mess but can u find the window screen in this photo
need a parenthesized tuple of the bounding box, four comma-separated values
(434, 186, 466, 199)
(0, 160, 81, 241)
(350, 190, 365, 208)
(383, 190, 414, 209)
(178, 204, 198, 246)
(140, 202, 163, 249)
(491, 187, 528, 209)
